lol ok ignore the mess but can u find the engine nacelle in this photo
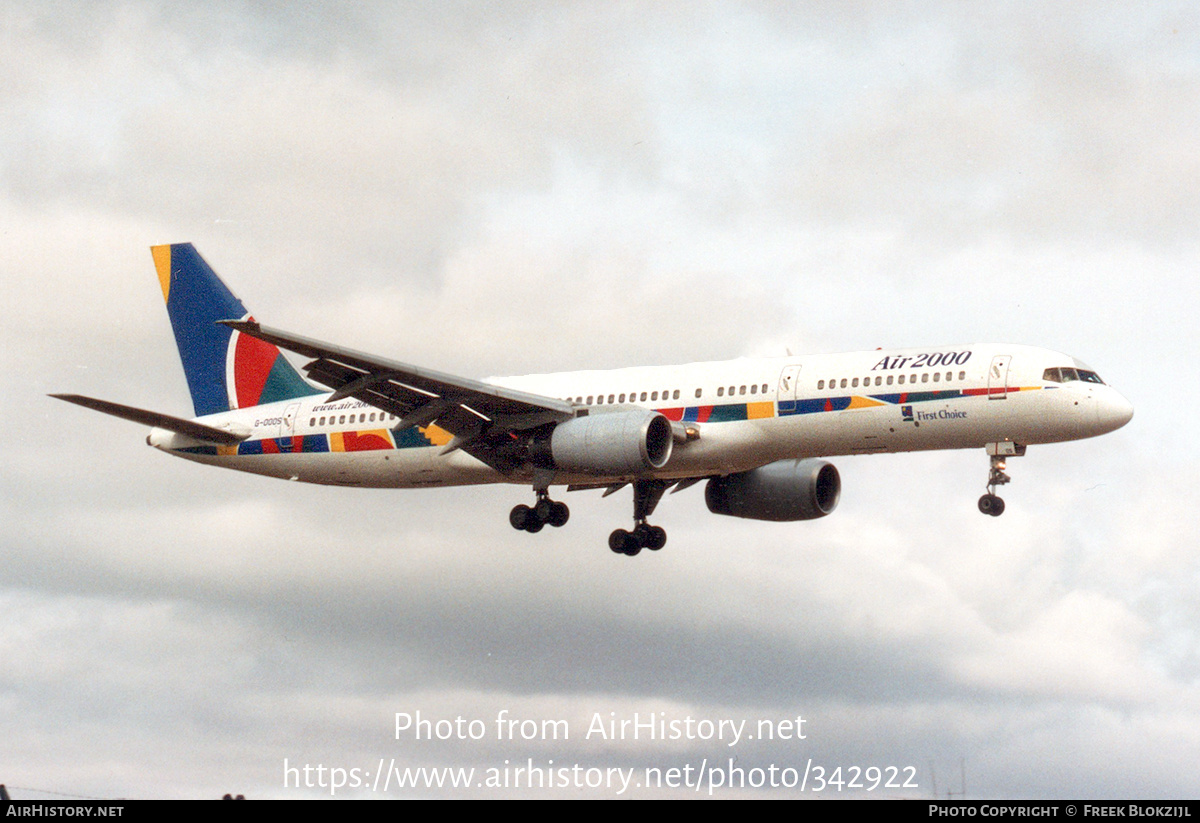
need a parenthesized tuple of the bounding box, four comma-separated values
(705, 459, 840, 521)
(544, 410, 673, 475)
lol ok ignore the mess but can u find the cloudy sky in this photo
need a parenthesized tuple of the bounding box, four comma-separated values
(3, 1, 1197, 799)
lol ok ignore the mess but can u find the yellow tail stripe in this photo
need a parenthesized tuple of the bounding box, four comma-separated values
(151, 245, 173, 303)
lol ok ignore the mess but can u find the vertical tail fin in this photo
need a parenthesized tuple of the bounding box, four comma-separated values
(152, 243, 321, 416)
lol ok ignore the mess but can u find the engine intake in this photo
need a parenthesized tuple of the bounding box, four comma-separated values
(542, 409, 674, 476)
(705, 459, 840, 521)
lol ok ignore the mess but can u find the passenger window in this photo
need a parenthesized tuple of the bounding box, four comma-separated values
(739, 385, 746, 395)
(694, 388, 702, 398)
(933, 372, 940, 382)
(750, 384, 757, 394)
(818, 380, 825, 390)
(887, 375, 894, 385)
(717, 387, 724, 397)
(852, 378, 859, 388)
(898, 375, 905, 385)
(921, 373, 929, 383)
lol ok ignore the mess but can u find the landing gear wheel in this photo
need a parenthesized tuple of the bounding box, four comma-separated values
(978, 493, 1005, 517)
(633, 523, 652, 547)
(534, 497, 553, 522)
(645, 525, 667, 551)
(609, 529, 639, 555)
(548, 501, 570, 528)
(509, 504, 532, 530)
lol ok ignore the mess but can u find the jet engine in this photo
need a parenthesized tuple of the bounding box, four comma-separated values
(705, 458, 840, 521)
(537, 409, 674, 476)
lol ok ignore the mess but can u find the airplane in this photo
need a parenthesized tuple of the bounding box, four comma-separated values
(53, 244, 1134, 556)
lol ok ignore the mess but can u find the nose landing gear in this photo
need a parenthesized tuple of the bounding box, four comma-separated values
(978, 443, 1024, 517)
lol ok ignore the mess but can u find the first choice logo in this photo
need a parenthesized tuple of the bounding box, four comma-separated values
(901, 406, 967, 425)
(915, 409, 968, 422)
(872, 351, 973, 370)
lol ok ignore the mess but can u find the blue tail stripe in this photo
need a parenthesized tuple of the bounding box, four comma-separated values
(163, 244, 245, 416)
(156, 243, 321, 416)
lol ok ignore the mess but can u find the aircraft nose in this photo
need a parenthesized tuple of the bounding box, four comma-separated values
(1096, 389, 1134, 433)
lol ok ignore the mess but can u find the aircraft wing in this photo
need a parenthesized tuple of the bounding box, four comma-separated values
(221, 320, 574, 470)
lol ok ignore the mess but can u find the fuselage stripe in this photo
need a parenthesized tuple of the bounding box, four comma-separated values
(187, 387, 1044, 457)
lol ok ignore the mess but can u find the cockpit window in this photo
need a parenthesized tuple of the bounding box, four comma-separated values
(1043, 367, 1105, 385)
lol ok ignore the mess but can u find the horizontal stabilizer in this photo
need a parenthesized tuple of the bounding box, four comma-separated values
(50, 394, 249, 445)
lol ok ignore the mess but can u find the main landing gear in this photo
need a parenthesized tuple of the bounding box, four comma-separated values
(510, 490, 569, 533)
(508, 478, 671, 556)
(609, 480, 669, 556)
(978, 443, 1025, 517)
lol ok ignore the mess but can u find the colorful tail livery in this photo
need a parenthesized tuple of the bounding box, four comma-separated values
(53, 244, 1133, 557)
(152, 243, 320, 415)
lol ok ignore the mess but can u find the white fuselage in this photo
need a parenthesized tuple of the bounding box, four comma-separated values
(149, 343, 1133, 489)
